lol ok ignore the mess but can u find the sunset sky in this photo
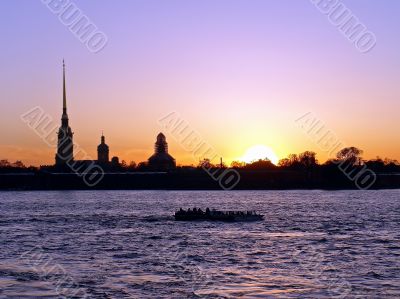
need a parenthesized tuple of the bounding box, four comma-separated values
(0, 0, 399, 166)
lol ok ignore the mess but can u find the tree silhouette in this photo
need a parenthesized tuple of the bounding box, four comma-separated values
(278, 154, 301, 169)
(278, 158, 291, 167)
(13, 161, 25, 168)
(243, 159, 276, 170)
(336, 147, 363, 166)
(198, 159, 214, 168)
(299, 151, 318, 168)
(0, 160, 10, 167)
(128, 161, 137, 170)
(230, 161, 246, 168)
(121, 160, 127, 168)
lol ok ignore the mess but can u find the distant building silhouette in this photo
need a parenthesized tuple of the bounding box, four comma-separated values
(51, 62, 119, 171)
(97, 133, 109, 164)
(48, 63, 177, 172)
(148, 133, 176, 170)
(55, 60, 74, 166)
(111, 156, 120, 167)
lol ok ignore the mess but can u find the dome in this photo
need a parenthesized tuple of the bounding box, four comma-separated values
(148, 132, 176, 170)
(157, 132, 166, 143)
(149, 152, 175, 163)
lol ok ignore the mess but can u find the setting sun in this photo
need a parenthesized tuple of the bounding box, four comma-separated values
(240, 145, 279, 165)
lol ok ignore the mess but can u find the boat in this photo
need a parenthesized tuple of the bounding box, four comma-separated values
(174, 208, 264, 222)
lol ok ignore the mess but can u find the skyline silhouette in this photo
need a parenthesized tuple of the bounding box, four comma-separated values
(4, 58, 400, 168)
(1, 1, 399, 167)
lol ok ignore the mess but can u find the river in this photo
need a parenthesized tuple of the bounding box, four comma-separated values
(0, 190, 399, 298)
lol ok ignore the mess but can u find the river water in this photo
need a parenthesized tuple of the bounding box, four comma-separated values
(0, 190, 399, 298)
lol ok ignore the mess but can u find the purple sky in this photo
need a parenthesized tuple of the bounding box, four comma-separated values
(0, 0, 399, 165)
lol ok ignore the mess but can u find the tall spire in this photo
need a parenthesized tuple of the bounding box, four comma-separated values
(63, 59, 67, 115)
(56, 60, 73, 166)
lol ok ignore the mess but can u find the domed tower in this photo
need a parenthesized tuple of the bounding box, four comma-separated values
(155, 133, 168, 154)
(97, 133, 109, 164)
(148, 133, 176, 170)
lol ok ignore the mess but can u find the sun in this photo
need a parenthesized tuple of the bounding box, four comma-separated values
(240, 145, 279, 165)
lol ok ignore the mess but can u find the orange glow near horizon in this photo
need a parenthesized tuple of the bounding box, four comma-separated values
(0, 2, 400, 167)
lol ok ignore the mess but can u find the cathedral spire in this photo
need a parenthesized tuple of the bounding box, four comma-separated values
(56, 60, 73, 166)
(63, 59, 67, 115)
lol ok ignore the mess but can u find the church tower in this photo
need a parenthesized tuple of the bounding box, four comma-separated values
(97, 133, 109, 164)
(148, 133, 176, 170)
(55, 60, 74, 166)
(155, 133, 168, 154)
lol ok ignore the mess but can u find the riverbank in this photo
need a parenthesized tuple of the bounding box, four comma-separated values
(1, 170, 399, 190)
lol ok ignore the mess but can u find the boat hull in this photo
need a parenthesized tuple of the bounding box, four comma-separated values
(174, 212, 264, 222)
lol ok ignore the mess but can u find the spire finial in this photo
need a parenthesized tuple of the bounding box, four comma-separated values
(62, 60, 67, 114)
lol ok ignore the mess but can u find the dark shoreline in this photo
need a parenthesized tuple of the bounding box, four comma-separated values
(1, 170, 399, 191)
